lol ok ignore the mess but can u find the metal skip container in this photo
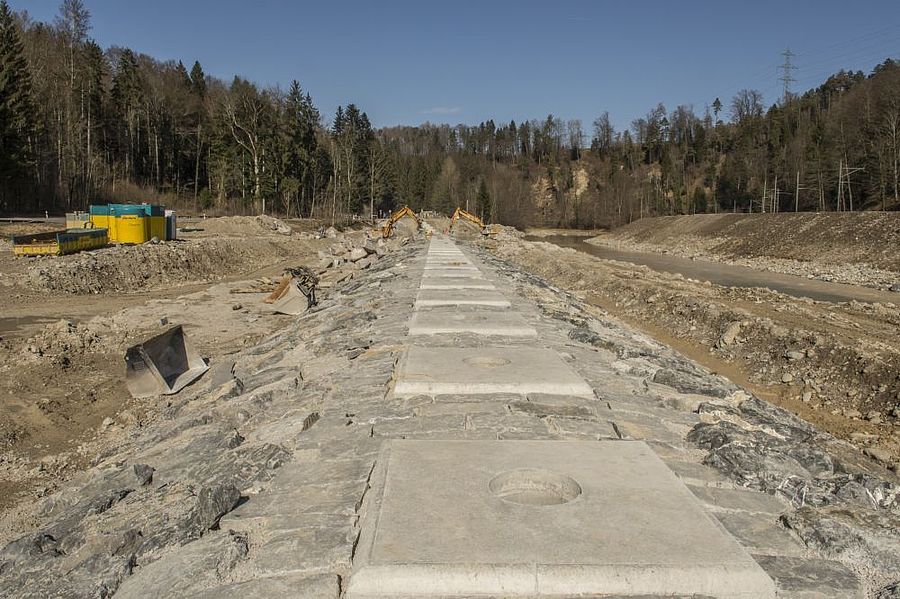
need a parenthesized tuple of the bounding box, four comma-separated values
(124, 325, 209, 398)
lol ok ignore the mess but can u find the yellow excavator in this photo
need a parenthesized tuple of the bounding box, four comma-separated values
(448, 207, 500, 236)
(380, 205, 422, 238)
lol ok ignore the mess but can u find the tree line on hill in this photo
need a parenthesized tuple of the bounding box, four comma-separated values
(1, 0, 899, 226)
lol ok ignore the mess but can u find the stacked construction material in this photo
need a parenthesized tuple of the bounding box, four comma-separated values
(11, 228, 109, 257)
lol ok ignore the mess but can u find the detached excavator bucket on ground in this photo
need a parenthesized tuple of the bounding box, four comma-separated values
(264, 268, 318, 315)
(125, 325, 209, 398)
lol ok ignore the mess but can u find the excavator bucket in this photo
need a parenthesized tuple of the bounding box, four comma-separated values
(265, 270, 318, 315)
(264, 275, 293, 304)
(125, 325, 209, 398)
(268, 280, 310, 315)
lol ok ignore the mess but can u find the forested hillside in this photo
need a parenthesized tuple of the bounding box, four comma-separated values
(1, 0, 899, 226)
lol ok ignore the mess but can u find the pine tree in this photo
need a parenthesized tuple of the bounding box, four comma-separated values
(0, 0, 36, 207)
(175, 60, 191, 87)
(189, 60, 206, 97)
(111, 49, 146, 179)
(332, 105, 344, 134)
(83, 40, 105, 191)
(476, 177, 491, 220)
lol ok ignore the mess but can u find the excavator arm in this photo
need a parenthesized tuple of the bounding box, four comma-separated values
(448, 207, 498, 236)
(380, 205, 422, 238)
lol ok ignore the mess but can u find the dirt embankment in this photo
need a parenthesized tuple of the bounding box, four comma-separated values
(590, 213, 900, 290)
(484, 234, 900, 472)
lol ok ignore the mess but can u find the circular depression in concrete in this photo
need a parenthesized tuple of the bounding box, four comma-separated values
(464, 356, 512, 368)
(489, 468, 582, 506)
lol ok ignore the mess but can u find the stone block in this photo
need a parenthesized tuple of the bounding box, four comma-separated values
(713, 511, 806, 557)
(752, 555, 862, 598)
(687, 485, 790, 515)
(193, 574, 341, 599)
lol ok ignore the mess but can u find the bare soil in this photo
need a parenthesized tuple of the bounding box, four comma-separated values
(591, 212, 900, 290)
(484, 231, 900, 472)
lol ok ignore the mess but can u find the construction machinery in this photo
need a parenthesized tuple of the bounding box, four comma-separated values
(448, 207, 500, 236)
(124, 325, 209, 398)
(380, 205, 422, 238)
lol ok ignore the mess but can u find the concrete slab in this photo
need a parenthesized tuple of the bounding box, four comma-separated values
(348, 440, 776, 598)
(419, 278, 496, 290)
(426, 262, 473, 269)
(408, 311, 537, 337)
(421, 270, 485, 279)
(415, 289, 511, 308)
(393, 346, 595, 397)
(422, 264, 479, 271)
(426, 257, 471, 263)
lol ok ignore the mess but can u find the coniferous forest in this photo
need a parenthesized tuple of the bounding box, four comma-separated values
(1, 0, 899, 226)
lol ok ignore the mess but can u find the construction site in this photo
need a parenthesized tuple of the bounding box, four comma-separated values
(0, 205, 897, 598)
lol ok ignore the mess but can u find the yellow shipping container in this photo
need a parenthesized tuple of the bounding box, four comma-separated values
(115, 215, 150, 244)
(90, 214, 109, 231)
(149, 215, 166, 240)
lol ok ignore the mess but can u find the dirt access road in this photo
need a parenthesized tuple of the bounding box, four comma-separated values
(486, 226, 900, 474)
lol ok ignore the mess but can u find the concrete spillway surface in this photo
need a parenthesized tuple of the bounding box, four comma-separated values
(420, 278, 496, 290)
(393, 346, 595, 396)
(421, 269, 486, 279)
(422, 264, 480, 272)
(426, 258, 473, 266)
(347, 440, 776, 598)
(415, 289, 511, 308)
(408, 310, 537, 337)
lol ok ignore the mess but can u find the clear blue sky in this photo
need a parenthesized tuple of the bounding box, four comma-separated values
(15, 0, 900, 132)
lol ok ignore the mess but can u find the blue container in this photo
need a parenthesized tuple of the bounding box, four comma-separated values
(110, 203, 165, 216)
(89, 205, 109, 215)
(143, 204, 165, 216)
(109, 204, 146, 217)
